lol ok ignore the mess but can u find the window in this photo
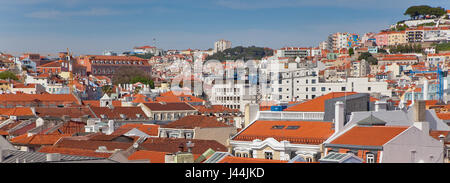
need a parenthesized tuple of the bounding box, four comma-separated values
(272, 125, 285, 129)
(368, 87, 371, 91)
(341, 87, 346, 91)
(264, 152, 273, 160)
(312, 79, 316, 84)
(279, 88, 282, 92)
(243, 153, 249, 158)
(236, 153, 241, 157)
(286, 126, 299, 130)
(312, 95, 316, 99)
(321, 87, 326, 92)
(306, 80, 308, 84)
(306, 87, 308, 91)
(366, 153, 375, 163)
(312, 87, 316, 91)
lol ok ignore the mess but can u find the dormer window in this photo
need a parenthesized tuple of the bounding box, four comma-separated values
(136, 114, 142, 118)
(100, 114, 107, 119)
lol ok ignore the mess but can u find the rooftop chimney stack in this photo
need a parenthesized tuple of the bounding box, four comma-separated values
(423, 80, 429, 101)
(375, 100, 387, 111)
(0, 148, 4, 163)
(413, 100, 429, 133)
(107, 120, 115, 135)
(334, 101, 345, 133)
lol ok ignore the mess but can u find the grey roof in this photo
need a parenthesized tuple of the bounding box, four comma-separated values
(0, 149, 106, 163)
(319, 152, 363, 163)
(203, 152, 231, 163)
(0, 136, 15, 150)
(356, 113, 387, 126)
(346, 108, 450, 131)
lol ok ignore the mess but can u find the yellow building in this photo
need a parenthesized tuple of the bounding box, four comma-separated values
(387, 31, 407, 46)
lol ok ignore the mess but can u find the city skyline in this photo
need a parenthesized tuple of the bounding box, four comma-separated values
(0, 0, 448, 55)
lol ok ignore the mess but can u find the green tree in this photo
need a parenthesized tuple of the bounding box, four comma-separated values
(348, 48, 354, 56)
(112, 66, 155, 89)
(367, 57, 378, 65)
(0, 71, 18, 80)
(358, 52, 373, 60)
(101, 85, 114, 95)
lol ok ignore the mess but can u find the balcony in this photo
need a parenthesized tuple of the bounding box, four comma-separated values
(258, 111, 325, 121)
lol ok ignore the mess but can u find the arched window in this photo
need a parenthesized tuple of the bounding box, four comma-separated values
(236, 153, 241, 157)
(243, 153, 248, 158)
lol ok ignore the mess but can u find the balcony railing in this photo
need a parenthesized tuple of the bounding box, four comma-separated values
(258, 111, 325, 121)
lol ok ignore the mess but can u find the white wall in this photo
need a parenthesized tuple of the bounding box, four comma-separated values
(382, 126, 444, 163)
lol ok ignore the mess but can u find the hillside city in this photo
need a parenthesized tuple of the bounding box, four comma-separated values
(0, 6, 450, 163)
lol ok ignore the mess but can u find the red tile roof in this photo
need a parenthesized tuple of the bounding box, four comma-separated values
(162, 115, 231, 129)
(128, 150, 168, 163)
(143, 102, 197, 111)
(140, 138, 227, 154)
(38, 146, 112, 158)
(218, 156, 288, 163)
(83, 100, 122, 107)
(0, 107, 33, 116)
(0, 94, 80, 104)
(118, 123, 159, 136)
(233, 121, 334, 145)
(285, 92, 358, 112)
(10, 134, 71, 145)
(329, 126, 409, 146)
(90, 106, 147, 120)
(35, 107, 93, 118)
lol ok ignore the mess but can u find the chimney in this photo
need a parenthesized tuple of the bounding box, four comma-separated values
(46, 153, 61, 162)
(439, 134, 445, 144)
(107, 120, 115, 135)
(0, 148, 3, 163)
(178, 143, 184, 152)
(186, 141, 194, 153)
(244, 103, 259, 128)
(413, 101, 429, 133)
(423, 80, 429, 100)
(375, 100, 387, 111)
(334, 101, 345, 133)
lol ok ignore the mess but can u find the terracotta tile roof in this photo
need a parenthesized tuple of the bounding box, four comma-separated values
(0, 121, 23, 135)
(0, 94, 80, 104)
(436, 113, 450, 120)
(285, 92, 358, 112)
(83, 100, 121, 107)
(85, 55, 147, 61)
(90, 106, 147, 120)
(13, 83, 37, 89)
(140, 138, 227, 154)
(0, 107, 33, 116)
(429, 130, 449, 141)
(233, 121, 334, 145)
(194, 105, 239, 113)
(143, 102, 197, 111)
(37, 61, 61, 68)
(218, 156, 288, 163)
(128, 150, 168, 163)
(35, 107, 94, 118)
(118, 123, 159, 136)
(10, 134, 71, 145)
(54, 138, 133, 151)
(47, 121, 86, 135)
(38, 146, 112, 158)
(329, 126, 409, 146)
(162, 115, 231, 129)
(9, 122, 36, 136)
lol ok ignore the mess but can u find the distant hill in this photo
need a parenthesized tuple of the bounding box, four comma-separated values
(206, 46, 273, 61)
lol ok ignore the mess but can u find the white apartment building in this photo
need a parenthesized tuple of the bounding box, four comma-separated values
(327, 32, 349, 50)
(214, 39, 232, 53)
(274, 47, 321, 58)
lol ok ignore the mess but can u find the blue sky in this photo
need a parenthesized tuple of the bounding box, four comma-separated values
(0, 0, 448, 55)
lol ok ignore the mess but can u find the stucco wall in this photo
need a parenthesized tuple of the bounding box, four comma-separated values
(382, 127, 444, 163)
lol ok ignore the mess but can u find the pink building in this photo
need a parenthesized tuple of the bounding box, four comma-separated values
(374, 32, 388, 47)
